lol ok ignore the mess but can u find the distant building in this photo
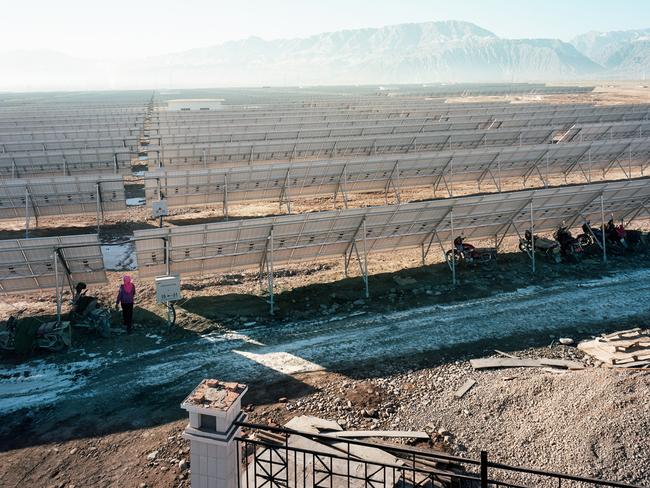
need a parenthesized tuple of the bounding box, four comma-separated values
(165, 99, 224, 111)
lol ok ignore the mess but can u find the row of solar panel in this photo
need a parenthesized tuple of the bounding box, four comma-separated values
(1, 136, 647, 220)
(132, 178, 649, 278)
(152, 105, 650, 136)
(153, 118, 650, 149)
(143, 138, 649, 209)
(148, 120, 650, 166)
(2, 176, 644, 295)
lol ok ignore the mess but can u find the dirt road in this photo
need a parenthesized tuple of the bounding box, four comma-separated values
(2, 265, 650, 450)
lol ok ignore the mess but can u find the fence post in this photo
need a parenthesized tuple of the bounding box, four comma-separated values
(181, 380, 248, 488)
(480, 450, 488, 488)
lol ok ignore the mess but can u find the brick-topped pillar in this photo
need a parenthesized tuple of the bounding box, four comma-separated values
(181, 379, 248, 488)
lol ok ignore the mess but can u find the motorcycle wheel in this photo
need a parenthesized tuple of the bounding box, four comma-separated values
(578, 234, 593, 247)
(47, 334, 69, 352)
(518, 241, 531, 253)
(445, 249, 462, 266)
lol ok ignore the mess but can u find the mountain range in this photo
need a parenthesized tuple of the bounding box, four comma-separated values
(1, 21, 649, 90)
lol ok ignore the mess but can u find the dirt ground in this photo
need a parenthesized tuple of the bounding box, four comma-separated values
(2, 83, 650, 487)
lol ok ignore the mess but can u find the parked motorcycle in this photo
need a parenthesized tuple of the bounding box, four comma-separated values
(578, 221, 627, 255)
(518, 230, 562, 263)
(69, 282, 111, 338)
(446, 236, 497, 266)
(0, 316, 71, 353)
(553, 225, 584, 262)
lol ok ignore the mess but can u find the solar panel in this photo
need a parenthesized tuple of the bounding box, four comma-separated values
(149, 120, 650, 167)
(0, 234, 106, 294)
(0, 175, 126, 220)
(0, 150, 132, 178)
(133, 178, 650, 279)
(144, 137, 650, 209)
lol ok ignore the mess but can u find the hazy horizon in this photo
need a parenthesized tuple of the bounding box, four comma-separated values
(2, 1, 650, 91)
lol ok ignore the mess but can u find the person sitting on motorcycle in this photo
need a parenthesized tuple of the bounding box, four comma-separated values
(115, 275, 136, 334)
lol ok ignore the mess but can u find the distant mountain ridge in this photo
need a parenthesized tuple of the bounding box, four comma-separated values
(141, 21, 602, 86)
(0, 20, 648, 90)
(571, 28, 650, 76)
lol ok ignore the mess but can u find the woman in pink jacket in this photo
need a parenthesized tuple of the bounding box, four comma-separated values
(116, 275, 136, 334)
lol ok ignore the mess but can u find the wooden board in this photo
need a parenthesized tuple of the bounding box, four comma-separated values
(470, 358, 584, 370)
(454, 379, 477, 399)
(323, 430, 430, 440)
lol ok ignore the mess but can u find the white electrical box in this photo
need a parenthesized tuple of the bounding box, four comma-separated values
(155, 275, 181, 303)
(152, 200, 169, 218)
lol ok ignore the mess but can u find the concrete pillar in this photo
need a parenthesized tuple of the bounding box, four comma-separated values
(181, 379, 248, 488)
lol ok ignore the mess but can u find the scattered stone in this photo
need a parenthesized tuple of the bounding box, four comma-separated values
(559, 337, 575, 345)
(147, 451, 158, 461)
(179, 459, 189, 471)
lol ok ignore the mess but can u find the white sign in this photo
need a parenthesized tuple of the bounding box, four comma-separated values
(155, 275, 181, 303)
(152, 200, 169, 218)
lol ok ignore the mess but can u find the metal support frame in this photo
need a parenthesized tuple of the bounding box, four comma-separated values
(384, 161, 401, 204)
(333, 164, 349, 209)
(494, 199, 535, 250)
(95, 182, 104, 235)
(279, 168, 292, 214)
(419, 208, 453, 264)
(24, 186, 38, 239)
(223, 172, 229, 220)
(258, 227, 275, 314)
(343, 217, 369, 298)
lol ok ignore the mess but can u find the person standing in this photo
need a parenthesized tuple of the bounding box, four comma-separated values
(116, 275, 136, 334)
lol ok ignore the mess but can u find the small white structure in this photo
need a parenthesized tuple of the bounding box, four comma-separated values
(166, 99, 224, 111)
(182, 380, 248, 488)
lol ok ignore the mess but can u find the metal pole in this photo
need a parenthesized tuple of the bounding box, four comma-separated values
(165, 237, 171, 275)
(600, 194, 607, 264)
(223, 172, 229, 220)
(24, 187, 30, 239)
(480, 451, 488, 488)
(450, 210, 456, 286)
(530, 200, 536, 273)
(96, 183, 101, 235)
(54, 252, 62, 322)
(362, 219, 369, 298)
(268, 227, 275, 315)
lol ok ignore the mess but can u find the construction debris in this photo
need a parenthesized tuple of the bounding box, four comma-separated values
(454, 379, 477, 399)
(284, 415, 343, 434)
(578, 328, 650, 368)
(323, 430, 430, 440)
(470, 357, 586, 370)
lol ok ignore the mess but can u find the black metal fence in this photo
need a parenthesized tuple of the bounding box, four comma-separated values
(235, 422, 644, 488)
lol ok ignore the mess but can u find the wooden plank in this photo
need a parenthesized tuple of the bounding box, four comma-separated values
(470, 357, 584, 370)
(284, 415, 343, 434)
(494, 349, 519, 359)
(323, 430, 430, 440)
(470, 358, 541, 369)
(454, 379, 477, 399)
(539, 359, 586, 370)
(602, 327, 642, 340)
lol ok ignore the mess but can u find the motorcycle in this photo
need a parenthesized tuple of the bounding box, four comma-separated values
(578, 221, 627, 255)
(518, 230, 562, 263)
(69, 282, 111, 338)
(0, 316, 71, 353)
(553, 225, 584, 262)
(446, 236, 497, 266)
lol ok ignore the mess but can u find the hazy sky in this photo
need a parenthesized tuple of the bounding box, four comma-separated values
(2, 0, 649, 59)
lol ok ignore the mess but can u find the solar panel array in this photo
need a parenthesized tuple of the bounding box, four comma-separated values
(133, 178, 650, 279)
(0, 234, 106, 294)
(0, 175, 126, 220)
(143, 137, 650, 209)
(148, 119, 650, 168)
